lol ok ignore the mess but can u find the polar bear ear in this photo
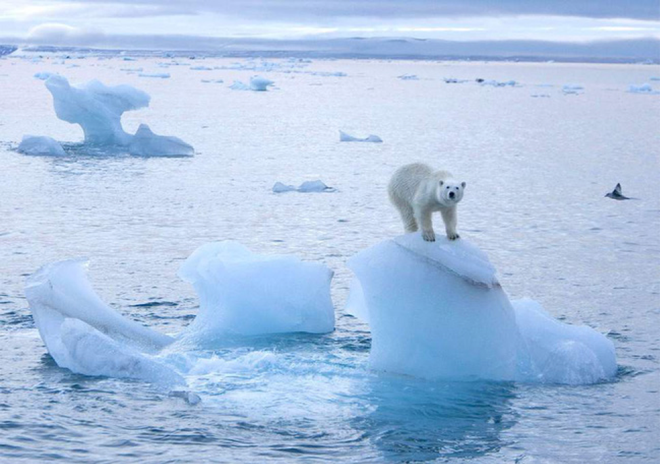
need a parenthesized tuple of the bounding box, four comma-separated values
(439, 180, 444, 186)
(461, 182, 466, 188)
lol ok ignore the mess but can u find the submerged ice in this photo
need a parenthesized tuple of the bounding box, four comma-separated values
(347, 234, 616, 385)
(339, 131, 383, 143)
(129, 124, 194, 157)
(18, 135, 65, 156)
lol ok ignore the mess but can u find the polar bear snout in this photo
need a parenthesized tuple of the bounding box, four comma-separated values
(449, 191, 456, 199)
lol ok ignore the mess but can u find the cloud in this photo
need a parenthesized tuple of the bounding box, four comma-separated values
(27, 23, 105, 45)
(30, 0, 660, 21)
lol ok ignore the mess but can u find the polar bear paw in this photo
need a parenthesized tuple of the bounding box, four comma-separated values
(422, 230, 436, 242)
(447, 232, 460, 240)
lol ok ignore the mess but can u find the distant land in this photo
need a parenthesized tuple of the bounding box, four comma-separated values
(1, 36, 658, 64)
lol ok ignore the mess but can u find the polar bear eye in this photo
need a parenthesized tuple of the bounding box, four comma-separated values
(446, 186, 450, 189)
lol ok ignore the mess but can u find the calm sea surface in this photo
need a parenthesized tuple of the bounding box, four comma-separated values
(1, 56, 659, 462)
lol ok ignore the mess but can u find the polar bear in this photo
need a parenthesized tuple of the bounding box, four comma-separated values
(388, 163, 466, 241)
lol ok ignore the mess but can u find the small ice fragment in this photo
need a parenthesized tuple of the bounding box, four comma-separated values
(339, 131, 383, 143)
(272, 182, 296, 193)
(128, 124, 194, 157)
(249, 76, 274, 91)
(18, 135, 65, 156)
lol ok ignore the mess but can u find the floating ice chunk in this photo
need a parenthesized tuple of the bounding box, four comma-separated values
(128, 124, 194, 157)
(201, 79, 224, 84)
(339, 131, 383, 143)
(138, 73, 170, 78)
(531, 94, 551, 98)
(398, 74, 419, 80)
(250, 76, 274, 91)
(297, 180, 335, 192)
(272, 180, 336, 193)
(444, 77, 468, 84)
(45, 75, 150, 145)
(24, 259, 180, 384)
(650, 76, 660, 81)
(513, 299, 616, 385)
(34, 71, 55, 80)
(562, 84, 584, 95)
(17, 135, 65, 156)
(190, 66, 213, 71)
(189, 351, 278, 375)
(272, 181, 297, 193)
(229, 80, 250, 90)
(178, 241, 335, 339)
(347, 234, 616, 385)
(628, 83, 656, 94)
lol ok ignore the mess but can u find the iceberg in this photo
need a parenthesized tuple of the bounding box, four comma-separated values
(25, 260, 182, 385)
(347, 234, 616, 385)
(45, 75, 150, 146)
(128, 124, 194, 157)
(272, 181, 297, 193)
(34, 71, 55, 80)
(339, 131, 383, 143)
(17, 135, 65, 156)
(178, 241, 335, 340)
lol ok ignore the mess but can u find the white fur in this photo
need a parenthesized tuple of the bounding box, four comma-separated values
(388, 163, 466, 241)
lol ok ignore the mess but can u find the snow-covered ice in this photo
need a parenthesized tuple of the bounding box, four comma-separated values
(17, 135, 65, 156)
(177, 241, 335, 340)
(34, 71, 55, 80)
(128, 124, 194, 157)
(45, 75, 150, 146)
(339, 130, 383, 143)
(347, 234, 616, 385)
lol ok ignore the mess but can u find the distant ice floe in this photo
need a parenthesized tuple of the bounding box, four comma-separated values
(190, 66, 213, 71)
(201, 79, 224, 84)
(272, 180, 336, 193)
(230, 76, 274, 91)
(480, 79, 518, 87)
(138, 72, 171, 79)
(347, 234, 617, 385)
(25, 242, 335, 384)
(562, 84, 584, 95)
(339, 130, 383, 143)
(531, 94, 551, 98)
(18, 135, 65, 156)
(24, 74, 194, 156)
(398, 74, 419, 80)
(129, 124, 194, 157)
(628, 83, 658, 94)
(34, 71, 55, 80)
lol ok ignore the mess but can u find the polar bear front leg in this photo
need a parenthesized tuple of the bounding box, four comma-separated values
(441, 207, 460, 240)
(415, 206, 435, 242)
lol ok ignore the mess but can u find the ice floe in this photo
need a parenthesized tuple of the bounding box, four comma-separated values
(339, 131, 383, 143)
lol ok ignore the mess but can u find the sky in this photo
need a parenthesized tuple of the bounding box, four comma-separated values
(0, 0, 659, 50)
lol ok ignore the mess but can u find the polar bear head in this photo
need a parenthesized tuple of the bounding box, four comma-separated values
(436, 179, 466, 206)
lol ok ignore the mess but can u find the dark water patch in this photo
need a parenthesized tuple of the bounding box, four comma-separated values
(129, 301, 179, 308)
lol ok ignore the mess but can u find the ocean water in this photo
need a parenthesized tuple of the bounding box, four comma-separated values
(1, 56, 659, 463)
